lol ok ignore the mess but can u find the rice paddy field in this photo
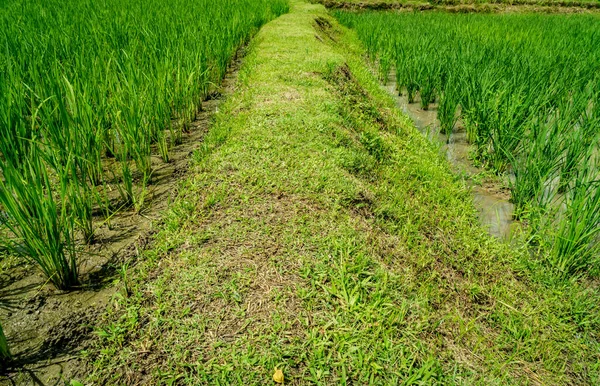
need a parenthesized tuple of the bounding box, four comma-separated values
(0, 0, 287, 285)
(335, 11, 600, 276)
(0, 0, 288, 376)
(1, 0, 600, 384)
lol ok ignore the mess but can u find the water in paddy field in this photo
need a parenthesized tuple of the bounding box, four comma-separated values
(382, 72, 515, 240)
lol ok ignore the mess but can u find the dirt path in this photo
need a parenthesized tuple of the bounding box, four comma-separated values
(83, 1, 600, 385)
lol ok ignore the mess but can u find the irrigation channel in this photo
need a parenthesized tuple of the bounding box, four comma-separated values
(382, 71, 515, 240)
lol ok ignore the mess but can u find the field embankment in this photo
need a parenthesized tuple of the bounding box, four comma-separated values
(87, 1, 600, 384)
(314, 0, 600, 12)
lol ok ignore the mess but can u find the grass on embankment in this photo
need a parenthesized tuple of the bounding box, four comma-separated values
(90, 1, 600, 384)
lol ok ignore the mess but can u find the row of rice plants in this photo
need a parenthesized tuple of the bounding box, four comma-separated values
(0, 0, 288, 350)
(334, 11, 600, 277)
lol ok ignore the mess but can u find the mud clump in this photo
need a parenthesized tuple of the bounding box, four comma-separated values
(40, 308, 100, 355)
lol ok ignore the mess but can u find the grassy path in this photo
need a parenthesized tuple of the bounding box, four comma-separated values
(91, 1, 600, 384)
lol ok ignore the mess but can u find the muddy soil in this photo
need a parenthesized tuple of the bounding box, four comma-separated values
(381, 72, 516, 240)
(0, 51, 244, 386)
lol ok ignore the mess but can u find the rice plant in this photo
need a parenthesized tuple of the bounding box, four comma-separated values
(557, 88, 599, 194)
(418, 58, 438, 110)
(549, 165, 600, 276)
(437, 81, 459, 138)
(509, 118, 563, 219)
(0, 157, 79, 290)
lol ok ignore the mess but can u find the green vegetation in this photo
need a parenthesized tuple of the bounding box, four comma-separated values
(1, 0, 598, 382)
(335, 11, 600, 277)
(0, 0, 288, 289)
(90, 2, 600, 384)
(0, 155, 79, 289)
(0, 321, 9, 363)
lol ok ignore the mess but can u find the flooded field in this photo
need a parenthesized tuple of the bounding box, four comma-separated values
(382, 75, 515, 240)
